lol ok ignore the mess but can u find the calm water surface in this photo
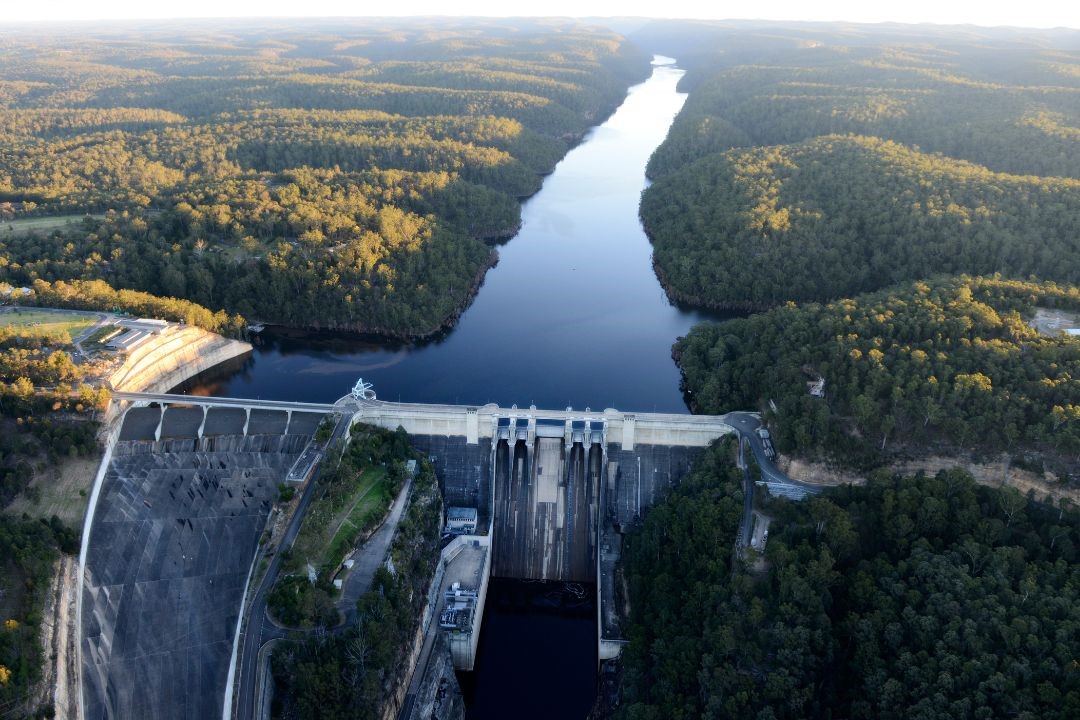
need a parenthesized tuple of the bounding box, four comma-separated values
(181, 57, 714, 718)
(180, 58, 724, 413)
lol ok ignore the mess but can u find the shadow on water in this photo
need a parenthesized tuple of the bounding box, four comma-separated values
(459, 578, 598, 720)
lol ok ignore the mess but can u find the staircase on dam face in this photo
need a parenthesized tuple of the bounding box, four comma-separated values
(491, 429, 603, 583)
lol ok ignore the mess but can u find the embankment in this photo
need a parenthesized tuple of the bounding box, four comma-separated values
(777, 454, 1079, 505)
(108, 325, 252, 393)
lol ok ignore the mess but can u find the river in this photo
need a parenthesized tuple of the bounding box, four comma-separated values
(178, 57, 723, 414)
(179, 56, 712, 718)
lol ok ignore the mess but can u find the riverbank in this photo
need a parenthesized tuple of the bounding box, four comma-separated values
(253, 251, 501, 342)
(648, 248, 773, 315)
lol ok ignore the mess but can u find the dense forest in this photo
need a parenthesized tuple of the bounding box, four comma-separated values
(0, 20, 650, 336)
(618, 444, 1080, 719)
(677, 276, 1080, 469)
(624, 20, 1080, 720)
(640, 23, 1080, 180)
(639, 24, 1080, 310)
(643, 134, 1080, 310)
(634, 23, 1080, 474)
(0, 515, 79, 717)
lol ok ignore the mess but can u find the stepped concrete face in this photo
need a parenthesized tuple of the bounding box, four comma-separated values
(79, 410, 317, 720)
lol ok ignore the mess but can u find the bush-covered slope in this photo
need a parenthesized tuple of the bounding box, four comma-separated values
(644, 135, 1080, 310)
(677, 276, 1080, 468)
(618, 463, 1080, 720)
(645, 37, 1080, 180)
(0, 20, 650, 337)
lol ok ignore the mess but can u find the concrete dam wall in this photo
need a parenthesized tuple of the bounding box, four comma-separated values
(108, 326, 252, 394)
(80, 409, 316, 720)
(390, 405, 733, 587)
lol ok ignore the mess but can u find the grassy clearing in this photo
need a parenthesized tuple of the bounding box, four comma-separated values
(0, 310, 97, 342)
(321, 469, 390, 569)
(0, 214, 102, 235)
(290, 465, 392, 574)
(82, 323, 121, 347)
(4, 455, 98, 527)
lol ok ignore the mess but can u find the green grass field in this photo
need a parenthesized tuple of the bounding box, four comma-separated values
(0, 310, 98, 343)
(289, 466, 393, 574)
(0, 214, 103, 235)
(321, 468, 390, 569)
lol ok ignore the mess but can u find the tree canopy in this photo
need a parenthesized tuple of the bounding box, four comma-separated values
(618, 447, 1080, 720)
(677, 276, 1080, 470)
(0, 20, 650, 336)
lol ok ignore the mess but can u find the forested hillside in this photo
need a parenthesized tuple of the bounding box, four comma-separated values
(643, 135, 1080, 309)
(639, 23, 1080, 311)
(618, 457, 1080, 719)
(634, 23, 1080, 467)
(0, 20, 649, 335)
(639, 23, 1080, 179)
(627, 22, 1080, 720)
(677, 276, 1080, 469)
(0, 318, 101, 717)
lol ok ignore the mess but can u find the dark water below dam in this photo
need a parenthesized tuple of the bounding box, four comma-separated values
(459, 578, 597, 720)
(177, 57, 719, 717)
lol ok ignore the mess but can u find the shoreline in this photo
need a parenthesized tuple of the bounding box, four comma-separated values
(249, 249, 501, 343)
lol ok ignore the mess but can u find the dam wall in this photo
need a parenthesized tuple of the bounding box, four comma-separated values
(108, 326, 252, 394)
(353, 402, 733, 451)
(408, 435, 494, 529)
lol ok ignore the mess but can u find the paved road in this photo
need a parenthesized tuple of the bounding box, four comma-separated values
(337, 473, 414, 628)
(232, 413, 350, 720)
(725, 412, 821, 498)
(737, 435, 754, 549)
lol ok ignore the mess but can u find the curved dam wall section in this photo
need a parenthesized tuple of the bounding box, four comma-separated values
(109, 326, 252, 394)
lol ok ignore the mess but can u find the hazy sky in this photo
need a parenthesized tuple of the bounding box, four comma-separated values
(5, 0, 1079, 29)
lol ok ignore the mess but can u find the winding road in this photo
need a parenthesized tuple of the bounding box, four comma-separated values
(231, 413, 350, 720)
(724, 411, 821, 549)
(231, 413, 419, 720)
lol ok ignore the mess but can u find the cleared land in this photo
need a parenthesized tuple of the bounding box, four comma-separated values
(4, 455, 98, 527)
(323, 468, 389, 570)
(0, 214, 102, 235)
(1031, 307, 1080, 336)
(291, 465, 391, 574)
(0, 309, 97, 342)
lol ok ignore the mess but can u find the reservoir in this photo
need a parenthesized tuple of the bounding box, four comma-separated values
(180, 57, 710, 717)
(180, 57, 719, 414)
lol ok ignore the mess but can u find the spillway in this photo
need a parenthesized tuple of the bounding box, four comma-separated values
(491, 435, 599, 583)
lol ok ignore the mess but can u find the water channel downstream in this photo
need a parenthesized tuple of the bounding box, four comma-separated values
(180, 56, 719, 718)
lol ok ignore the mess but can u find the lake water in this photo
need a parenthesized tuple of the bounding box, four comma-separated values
(178, 57, 722, 414)
(179, 57, 710, 718)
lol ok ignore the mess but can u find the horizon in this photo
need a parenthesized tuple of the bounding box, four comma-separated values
(4, 2, 1080, 31)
